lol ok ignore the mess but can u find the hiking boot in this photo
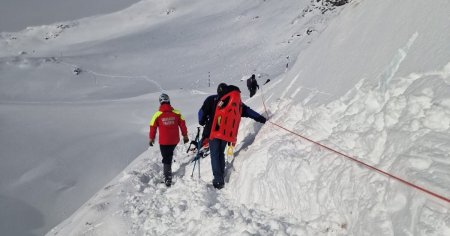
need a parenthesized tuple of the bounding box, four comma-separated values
(213, 182, 224, 190)
(165, 177, 172, 187)
(163, 164, 172, 187)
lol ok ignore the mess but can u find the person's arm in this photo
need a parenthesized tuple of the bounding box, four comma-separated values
(198, 96, 213, 125)
(179, 113, 189, 143)
(198, 108, 206, 126)
(242, 104, 266, 123)
(149, 111, 161, 146)
(178, 113, 188, 137)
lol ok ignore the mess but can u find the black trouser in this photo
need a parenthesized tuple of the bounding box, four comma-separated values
(249, 88, 257, 97)
(160, 145, 177, 164)
(209, 138, 227, 187)
(160, 145, 176, 179)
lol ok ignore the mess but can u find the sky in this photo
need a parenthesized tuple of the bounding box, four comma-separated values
(0, 0, 449, 235)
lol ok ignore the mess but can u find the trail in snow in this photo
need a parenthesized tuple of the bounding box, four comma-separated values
(0, 55, 166, 103)
(47, 144, 313, 236)
(59, 60, 165, 92)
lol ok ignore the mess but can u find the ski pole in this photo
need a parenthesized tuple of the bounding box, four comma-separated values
(191, 160, 197, 178)
(187, 127, 200, 153)
(191, 127, 201, 178)
(195, 133, 203, 178)
(198, 142, 201, 178)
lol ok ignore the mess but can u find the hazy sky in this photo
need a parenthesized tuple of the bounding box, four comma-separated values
(0, 0, 139, 32)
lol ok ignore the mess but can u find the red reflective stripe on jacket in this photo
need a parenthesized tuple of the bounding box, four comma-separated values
(149, 104, 188, 145)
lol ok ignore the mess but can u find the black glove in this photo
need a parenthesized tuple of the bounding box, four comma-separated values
(257, 116, 267, 124)
(149, 139, 154, 146)
(183, 136, 189, 144)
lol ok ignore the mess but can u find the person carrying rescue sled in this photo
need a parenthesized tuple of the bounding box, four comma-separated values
(198, 83, 266, 189)
(246, 74, 259, 98)
(149, 93, 189, 187)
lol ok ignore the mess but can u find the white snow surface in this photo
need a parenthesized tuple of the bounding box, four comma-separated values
(0, 0, 141, 32)
(0, 0, 449, 235)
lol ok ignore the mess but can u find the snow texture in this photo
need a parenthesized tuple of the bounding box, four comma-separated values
(0, 0, 449, 235)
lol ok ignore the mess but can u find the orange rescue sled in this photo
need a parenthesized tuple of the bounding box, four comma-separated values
(209, 90, 242, 143)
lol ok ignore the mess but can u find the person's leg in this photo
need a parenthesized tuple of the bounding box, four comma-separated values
(160, 145, 176, 186)
(209, 139, 227, 188)
(209, 139, 221, 185)
(163, 164, 172, 186)
(217, 140, 227, 187)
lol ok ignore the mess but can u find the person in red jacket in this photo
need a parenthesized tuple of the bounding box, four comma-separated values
(149, 93, 189, 186)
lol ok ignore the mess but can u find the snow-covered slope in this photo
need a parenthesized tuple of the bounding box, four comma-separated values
(0, 0, 141, 32)
(1, 0, 333, 235)
(233, 0, 450, 234)
(1, 0, 449, 235)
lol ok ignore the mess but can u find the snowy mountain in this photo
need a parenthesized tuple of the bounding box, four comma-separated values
(0, 0, 449, 235)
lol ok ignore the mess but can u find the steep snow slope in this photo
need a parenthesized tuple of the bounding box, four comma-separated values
(270, 0, 450, 105)
(1, 0, 330, 235)
(48, 0, 449, 236)
(233, 0, 450, 235)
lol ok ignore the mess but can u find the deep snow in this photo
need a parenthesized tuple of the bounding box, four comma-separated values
(1, 0, 449, 235)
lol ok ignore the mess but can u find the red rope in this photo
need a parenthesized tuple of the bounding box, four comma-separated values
(259, 87, 450, 204)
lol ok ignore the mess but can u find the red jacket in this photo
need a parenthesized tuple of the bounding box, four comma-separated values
(149, 103, 188, 145)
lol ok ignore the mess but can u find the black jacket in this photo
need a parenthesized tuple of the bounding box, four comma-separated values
(247, 75, 259, 91)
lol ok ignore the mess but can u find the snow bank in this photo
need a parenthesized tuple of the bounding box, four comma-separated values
(233, 63, 450, 235)
(232, 0, 450, 234)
